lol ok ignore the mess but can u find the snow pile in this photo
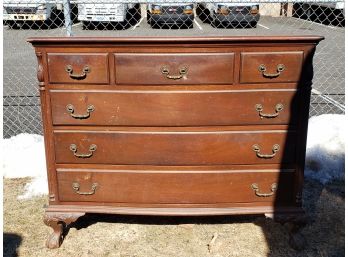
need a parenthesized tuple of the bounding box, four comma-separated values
(2, 133, 48, 199)
(305, 114, 345, 184)
(2, 114, 345, 199)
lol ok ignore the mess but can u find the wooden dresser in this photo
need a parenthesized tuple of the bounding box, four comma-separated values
(28, 36, 323, 249)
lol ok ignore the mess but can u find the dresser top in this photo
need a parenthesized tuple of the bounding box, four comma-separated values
(28, 36, 324, 46)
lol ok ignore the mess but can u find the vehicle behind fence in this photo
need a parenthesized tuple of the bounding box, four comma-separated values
(3, 0, 345, 138)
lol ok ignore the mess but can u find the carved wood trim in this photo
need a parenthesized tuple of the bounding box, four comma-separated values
(35, 51, 45, 90)
(44, 212, 85, 249)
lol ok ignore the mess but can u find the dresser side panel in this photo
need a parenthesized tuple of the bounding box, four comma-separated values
(34, 47, 59, 204)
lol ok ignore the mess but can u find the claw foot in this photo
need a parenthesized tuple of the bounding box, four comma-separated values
(44, 212, 85, 249)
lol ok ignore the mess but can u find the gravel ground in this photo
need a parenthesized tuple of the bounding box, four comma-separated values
(3, 177, 344, 257)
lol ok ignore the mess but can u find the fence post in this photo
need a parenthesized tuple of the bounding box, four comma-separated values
(63, 0, 72, 36)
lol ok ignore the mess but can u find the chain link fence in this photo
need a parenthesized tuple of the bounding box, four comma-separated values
(3, 0, 345, 138)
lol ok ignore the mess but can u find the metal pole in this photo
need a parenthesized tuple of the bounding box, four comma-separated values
(63, 0, 72, 36)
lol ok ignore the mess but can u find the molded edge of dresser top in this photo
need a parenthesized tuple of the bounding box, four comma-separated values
(27, 36, 325, 46)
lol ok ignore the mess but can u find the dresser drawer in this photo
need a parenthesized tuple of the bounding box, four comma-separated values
(47, 53, 109, 84)
(54, 130, 296, 165)
(114, 53, 234, 85)
(50, 90, 299, 126)
(57, 169, 295, 204)
(240, 51, 303, 83)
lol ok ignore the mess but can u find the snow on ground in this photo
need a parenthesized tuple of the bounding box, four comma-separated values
(2, 114, 345, 199)
(305, 114, 345, 184)
(2, 133, 48, 199)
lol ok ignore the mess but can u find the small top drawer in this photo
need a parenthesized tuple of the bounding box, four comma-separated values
(47, 53, 109, 84)
(114, 53, 235, 85)
(240, 51, 303, 84)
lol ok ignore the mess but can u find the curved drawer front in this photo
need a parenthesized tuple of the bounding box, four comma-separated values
(50, 90, 298, 126)
(54, 130, 296, 165)
(114, 53, 234, 85)
(240, 51, 303, 83)
(57, 169, 295, 204)
(47, 53, 109, 84)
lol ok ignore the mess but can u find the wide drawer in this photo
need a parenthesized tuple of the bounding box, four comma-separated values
(50, 90, 299, 126)
(114, 53, 235, 85)
(57, 168, 295, 204)
(54, 130, 296, 165)
(240, 51, 303, 83)
(47, 53, 109, 84)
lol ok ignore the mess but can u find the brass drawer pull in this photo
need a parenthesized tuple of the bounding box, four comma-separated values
(255, 103, 284, 119)
(258, 64, 285, 78)
(252, 144, 280, 158)
(161, 66, 188, 80)
(65, 64, 91, 79)
(66, 104, 95, 119)
(251, 183, 277, 197)
(72, 182, 98, 195)
(69, 144, 97, 158)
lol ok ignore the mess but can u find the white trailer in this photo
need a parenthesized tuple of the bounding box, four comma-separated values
(3, 0, 64, 28)
(77, 3, 140, 29)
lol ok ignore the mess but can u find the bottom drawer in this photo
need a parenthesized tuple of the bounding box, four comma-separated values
(57, 168, 295, 204)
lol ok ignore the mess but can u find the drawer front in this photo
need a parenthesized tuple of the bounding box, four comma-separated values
(114, 53, 234, 85)
(50, 90, 299, 126)
(47, 53, 109, 84)
(240, 51, 303, 83)
(54, 130, 296, 165)
(57, 169, 295, 204)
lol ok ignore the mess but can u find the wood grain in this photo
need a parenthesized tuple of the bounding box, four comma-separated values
(240, 51, 304, 83)
(114, 53, 234, 85)
(53, 129, 296, 165)
(57, 169, 295, 204)
(47, 53, 109, 84)
(50, 89, 299, 126)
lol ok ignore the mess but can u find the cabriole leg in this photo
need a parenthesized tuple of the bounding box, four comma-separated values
(44, 212, 85, 249)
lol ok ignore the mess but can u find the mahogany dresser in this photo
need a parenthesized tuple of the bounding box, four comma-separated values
(28, 36, 323, 249)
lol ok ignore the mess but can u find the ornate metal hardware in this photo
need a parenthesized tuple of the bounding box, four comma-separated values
(69, 144, 97, 158)
(65, 65, 91, 79)
(66, 104, 95, 119)
(255, 103, 284, 119)
(258, 64, 285, 78)
(72, 182, 98, 195)
(252, 144, 280, 158)
(251, 183, 277, 197)
(161, 66, 188, 80)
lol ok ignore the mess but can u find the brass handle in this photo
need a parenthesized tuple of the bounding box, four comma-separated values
(65, 65, 91, 79)
(258, 64, 285, 78)
(255, 103, 284, 119)
(252, 144, 280, 159)
(72, 182, 98, 195)
(161, 66, 188, 80)
(69, 144, 97, 158)
(66, 104, 95, 119)
(251, 183, 277, 197)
